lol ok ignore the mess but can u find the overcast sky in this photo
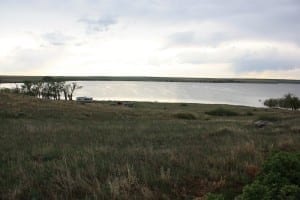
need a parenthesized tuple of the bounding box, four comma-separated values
(0, 0, 300, 78)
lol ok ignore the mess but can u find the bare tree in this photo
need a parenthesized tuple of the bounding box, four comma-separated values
(21, 81, 34, 96)
(19, 78, 83, 101)
(62, 84, 70, 101)
(68, 82, 82, 100)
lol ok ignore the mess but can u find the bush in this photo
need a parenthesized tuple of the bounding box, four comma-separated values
(174, 112, 197, 120)
(280, 94, 300, 110)
(257, 115, 280, 122)
(205, 108, 238, 116)
(0, 88, 13, 93)
(205, 193, 225, 200)
(0, 111, 26, 119)
(238, 152, 300, 200)
(0, 84, 22, 94)
(264, 98, 279, 108)
(245, 111, 254, 116)
(264, 94, 300, 110)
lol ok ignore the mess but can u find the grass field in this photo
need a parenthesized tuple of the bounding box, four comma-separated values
(0, 92, 300, 199)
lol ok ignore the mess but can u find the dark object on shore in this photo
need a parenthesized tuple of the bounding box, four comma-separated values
(76, 96, 93, 103)
(254, 120, 273, 128)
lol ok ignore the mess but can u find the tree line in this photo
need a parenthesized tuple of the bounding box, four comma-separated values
(10, 77, 82, 101)
(264, 93, 300, 110)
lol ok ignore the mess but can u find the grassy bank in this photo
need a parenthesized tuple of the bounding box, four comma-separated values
(1, 75, 300, 84)
(0, 93, 299, 199)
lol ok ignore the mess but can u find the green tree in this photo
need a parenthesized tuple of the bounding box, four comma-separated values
(282, 93, 300, 110)
(264, 98, 279, 108)
(264, 94, 300, 110)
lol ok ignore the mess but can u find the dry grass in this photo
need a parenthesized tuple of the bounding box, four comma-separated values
(0, 93, 300, 199)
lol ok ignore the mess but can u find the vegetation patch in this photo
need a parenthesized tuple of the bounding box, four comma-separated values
(205, 193, 225, 200)
(257, 115, 280, 122)
(205, 108, 239, 116)
(237, 152, 300, 200)
(173, 112, 197, 120)
(0, 93, 299, 199)
(0, 110, 26, 119)
(209, 128, 234, 137)
(264, 93, 300, 110)
(244, 111, 254, 116)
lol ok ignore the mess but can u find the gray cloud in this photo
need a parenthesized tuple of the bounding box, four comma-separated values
(232, 45, 300, 72)
(78, 17, 117, 32)
(175, 44, 300, 72)
(2, 0, 300, 44)
(167, 31, 235, 47)
(159, 0, 300, 46)
(42, 32, 73, 46)
(233, 57, 300, 72)
(1, 0, 300, 76)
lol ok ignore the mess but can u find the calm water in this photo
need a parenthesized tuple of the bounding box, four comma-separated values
(74, 81, 300, 107)
(1, 81, 300, 107)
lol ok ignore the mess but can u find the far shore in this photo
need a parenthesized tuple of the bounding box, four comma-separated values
(1, 75, 300, 84)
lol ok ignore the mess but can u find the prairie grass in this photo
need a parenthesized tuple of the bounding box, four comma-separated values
(205, 108, 239, 116)
(173, 112, 197, 120)
(0, 93, 299, 199)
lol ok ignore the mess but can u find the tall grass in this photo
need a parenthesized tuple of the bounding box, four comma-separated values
(0, 93, 299, 199)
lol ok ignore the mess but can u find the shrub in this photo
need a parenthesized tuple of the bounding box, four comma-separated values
(257, 115, 280, 122)
(238, 152, 300, 200)
(0, 111, 26, 119)
(264, 98, 279, 108)
(205, 193, 225, 200)
(280, 94, 300, 110)
(0, 88, 13, 93)
(2, 86, 22, 94)
(180, 103, 188, 107)
(174, 112, 197, 120)
(245, 111, 254, 116)
(264, 94, 300, 110)
(205, 108, 238, 116)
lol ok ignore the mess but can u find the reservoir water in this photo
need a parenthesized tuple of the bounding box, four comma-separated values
(1, 81, 300, 107)
(74, 81, 300, 107)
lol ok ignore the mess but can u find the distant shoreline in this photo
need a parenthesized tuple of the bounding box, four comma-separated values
(1, 75, 300, 84)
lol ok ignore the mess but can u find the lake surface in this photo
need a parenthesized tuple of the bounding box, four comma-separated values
(1, 81, 299, 107)
(74, 81, 300, 107)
